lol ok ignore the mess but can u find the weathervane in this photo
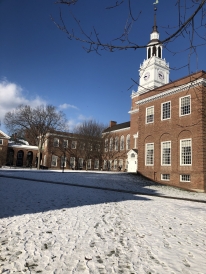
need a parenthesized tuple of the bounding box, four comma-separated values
(153, 0, 158, 11)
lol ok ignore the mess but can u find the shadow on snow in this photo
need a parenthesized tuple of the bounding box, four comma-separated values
(0, 171, 159, 218)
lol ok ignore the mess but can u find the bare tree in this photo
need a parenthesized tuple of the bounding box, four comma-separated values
(4, 105, 68, 169)
(53, 0, 206, 64)
(73, 120, 106, 169)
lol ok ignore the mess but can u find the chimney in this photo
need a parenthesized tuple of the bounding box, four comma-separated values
(109, 121, 117, 127)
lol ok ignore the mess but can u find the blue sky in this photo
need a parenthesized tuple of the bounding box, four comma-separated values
(0, 0, 205, 133)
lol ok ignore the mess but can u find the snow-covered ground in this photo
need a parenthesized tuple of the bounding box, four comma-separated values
(0, 169, 206, 273)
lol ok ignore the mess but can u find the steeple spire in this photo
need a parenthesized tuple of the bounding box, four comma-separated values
(153, 6, 158, 33)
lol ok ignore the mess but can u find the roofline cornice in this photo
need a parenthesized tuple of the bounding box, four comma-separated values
(136, 77, 206, 105)
(128, 109, 139, 114)
(102, 127, 130, 134)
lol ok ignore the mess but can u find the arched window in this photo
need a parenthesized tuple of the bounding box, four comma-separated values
(152, 46, 156, 56)
(105, 138, 108, 152)
(126, 135, 130, 150)
(120, 136, 124, 150)
(109, 138, 113, 151)
(158, 46, 161, 58)
(115, 137, 119, 151)
(148, 47, 151, 59)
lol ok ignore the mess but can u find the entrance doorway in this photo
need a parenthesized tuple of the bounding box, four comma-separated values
(127, 149, 138, 173)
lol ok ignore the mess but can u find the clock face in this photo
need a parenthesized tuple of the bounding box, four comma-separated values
(158, 71, 164, 80)
(143, 72, 150, 81)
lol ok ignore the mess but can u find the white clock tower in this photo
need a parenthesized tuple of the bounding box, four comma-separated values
(137, 8, 170, 95)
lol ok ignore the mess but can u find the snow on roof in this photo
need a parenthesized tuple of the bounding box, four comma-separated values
(0, 130, 10, 139)
(16, 139, 29, 145)
(8, 143, 38, 150)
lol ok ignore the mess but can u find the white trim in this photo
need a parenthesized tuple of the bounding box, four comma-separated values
(180, 138, 192, 166)
(136, 78, 206, 106)
(179, 95, 191, 117)
(128, 108, 139, 114)
(161, 101, 171, 120)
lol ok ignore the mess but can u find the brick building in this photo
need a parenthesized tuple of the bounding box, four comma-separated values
(103, 17, 206, 192)
(41, 131, 103, 170)
(0, 130, 10, 167)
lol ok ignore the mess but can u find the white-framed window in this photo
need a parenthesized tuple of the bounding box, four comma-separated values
(94, 159, 99, 169)
(53, 138, 59, 147)
(120, 136, 124, 150)
(71, 141, 77, 149)
(146, 106, 154, 124)
(180, 174, 191, 182)
(180, 95, 191, 116)
(161, 174, 170, 181)
(70, 157, 75, 168)
(105, 139, 108, 152)
(180, 139, 192, 165)
(61, 156, 67, 167)
(126, 135, 130, 150)
(43, 155, 47, 166)
(0, 139, 3, 145)
(161, 141, 171, 166)
(103, 160, 107, 169)
(109, 138, 113, 151)
(119, 159, 123, 170)
(63, 139, 68, 148)
(95, 144, 100, 152)
(51, 155, 58, 167)
(42, 139, 48, 149)
(87, 159, 91, 169)
(145, 143, 154, 166)
(114, 159, 118, 170)
(78, 158, 83, 169)
(89, 143, 93, 151)
(115, 137, 119, 151)
(162, 101, 171, 120)
(80, 142, 85, 150)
